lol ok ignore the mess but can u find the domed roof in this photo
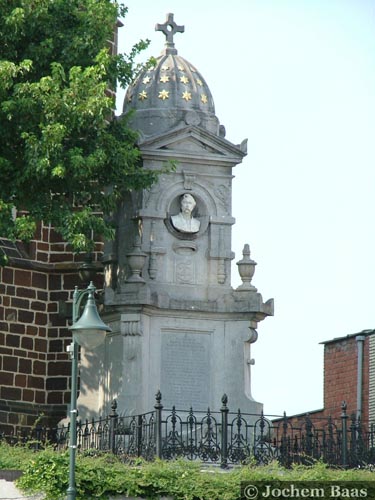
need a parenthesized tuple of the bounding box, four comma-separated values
(122, 13, 220, 138)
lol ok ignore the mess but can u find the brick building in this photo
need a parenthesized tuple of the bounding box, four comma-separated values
(321, 330, 373, 423)
(0, 225, 103, 436)
(0, 15, 121, 436)
(274, 329, 375, 430)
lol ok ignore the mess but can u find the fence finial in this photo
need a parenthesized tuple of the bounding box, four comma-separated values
(155, 390, 162, 403)
(111, 399, 117, 414)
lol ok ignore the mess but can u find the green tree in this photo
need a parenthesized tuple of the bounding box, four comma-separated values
(0, 0, 157, 259)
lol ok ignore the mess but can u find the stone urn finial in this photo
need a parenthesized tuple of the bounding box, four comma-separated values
(126, 234, 147, 283)
(236, 244, 257, 291)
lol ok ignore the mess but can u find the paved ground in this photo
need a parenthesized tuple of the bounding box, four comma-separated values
(0, 480, 174, 499)
(0, 480, 44, 500)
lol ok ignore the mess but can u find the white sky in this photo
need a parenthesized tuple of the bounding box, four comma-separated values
(116, 1, 375, 417)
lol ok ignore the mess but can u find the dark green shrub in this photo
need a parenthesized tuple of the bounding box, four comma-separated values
(11, 448, 375, 500)
(0, 441, 36, 470)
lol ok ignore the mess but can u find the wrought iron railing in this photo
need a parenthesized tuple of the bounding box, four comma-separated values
(2, 394, 375, 468)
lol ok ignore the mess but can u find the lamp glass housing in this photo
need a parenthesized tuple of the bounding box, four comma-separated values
(69, 291, 111, 349)
(73, 329, 107, 349)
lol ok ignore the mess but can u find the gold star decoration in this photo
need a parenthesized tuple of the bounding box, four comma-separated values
(161, 65, 169, 71)
(178, 65, 185, 72)
(160, 75, 170, 83)
(180, 76, 189, 84)
(138, 90, 148, 101)
(201, 94, 208, 104)
(158, 89, 169, 100)
(142, 76, 151, 84)
(196, 78, 203, 86)
(182, 91, 192, 101)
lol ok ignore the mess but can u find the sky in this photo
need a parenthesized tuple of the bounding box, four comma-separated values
(116, 0, 375, 417)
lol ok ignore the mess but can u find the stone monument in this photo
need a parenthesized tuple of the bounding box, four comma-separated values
(79, 14, 273, 417)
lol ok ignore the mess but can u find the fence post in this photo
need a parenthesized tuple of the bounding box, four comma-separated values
(279, 412, 289, 467)
(34, 423, 43, 451)
(304, 413, 313, 457)
(220, 394, 229, 468)
(137, 414, 143, 457)
(341, 401, 348, 468)
(154, 390, 163, 459)
(109, 399, 118, 454)
(356, 415, 365, 464)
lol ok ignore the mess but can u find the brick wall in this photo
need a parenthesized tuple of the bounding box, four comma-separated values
(369, 336, 375, 422)
(0, 223, 103, 436)
(275, 332, 373, 433)
(323, 337, 358, 417)
(0, 20, 121, 437)
(272, 408, 329, 437)
(323, 334, 369, 424)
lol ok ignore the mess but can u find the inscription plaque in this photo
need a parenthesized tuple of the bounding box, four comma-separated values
(161, 331, 211, 410)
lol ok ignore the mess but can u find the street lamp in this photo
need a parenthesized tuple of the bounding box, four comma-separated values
(66, 281, 111, 500)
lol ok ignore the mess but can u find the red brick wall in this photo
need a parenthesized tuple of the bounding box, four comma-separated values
(274, 334, 371, 433)
(0, 223, 103, 436)
(361, 337, 369, 424)
(0, 21, 118, 436)
(323, 336, 369, 424)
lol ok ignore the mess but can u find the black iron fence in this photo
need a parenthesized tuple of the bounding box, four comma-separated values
(3, 393, 375, 469)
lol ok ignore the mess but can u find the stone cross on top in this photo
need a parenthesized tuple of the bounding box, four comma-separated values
(155, 13, 184, 55)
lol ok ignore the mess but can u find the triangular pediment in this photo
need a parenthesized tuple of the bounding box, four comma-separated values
(139, 125, 247, 162)
(160, 135, 220, 155)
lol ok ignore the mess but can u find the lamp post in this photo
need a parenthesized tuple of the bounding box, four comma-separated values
(66, 281, 111, 500)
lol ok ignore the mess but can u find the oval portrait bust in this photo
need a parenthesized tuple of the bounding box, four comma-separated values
(170, 193, 200, 234)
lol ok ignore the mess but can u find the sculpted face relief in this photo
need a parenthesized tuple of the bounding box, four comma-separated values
(171, 193, 200, 234)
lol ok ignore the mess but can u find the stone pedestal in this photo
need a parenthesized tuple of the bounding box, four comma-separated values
(99, 305, 271, 415)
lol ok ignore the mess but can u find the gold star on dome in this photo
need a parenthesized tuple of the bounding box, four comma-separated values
(196, 78, 203, 86)
(158, 89, 169, 100)
(142, 76, 151, 84)
(178, 65, 185, 72)
(160, 75, 170, 83)
(180, 76, 189, 84)
(161, 65, 169, 71)
(201, 94, 208, 104)
(182, 91, 192, 101)
(138, 90, 148, 101)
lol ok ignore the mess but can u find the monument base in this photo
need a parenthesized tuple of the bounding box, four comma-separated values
(92, 308, 263, 417)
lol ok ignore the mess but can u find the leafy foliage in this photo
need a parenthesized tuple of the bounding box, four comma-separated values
(0, 441, 36, 470)
(12, 448, 375, 500)
(0, 0, 161, 253)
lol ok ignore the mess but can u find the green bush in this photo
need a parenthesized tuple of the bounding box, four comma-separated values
(0, 441, 37, 470)
(5, 446, 375, 500)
